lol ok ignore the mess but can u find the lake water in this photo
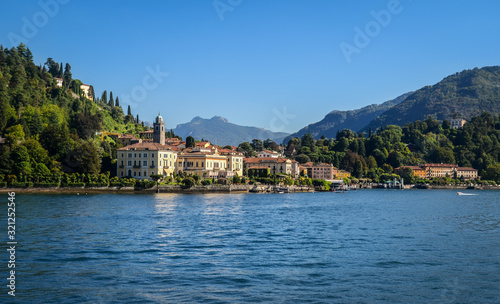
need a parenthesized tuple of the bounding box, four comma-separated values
(7, 190, 500, 303)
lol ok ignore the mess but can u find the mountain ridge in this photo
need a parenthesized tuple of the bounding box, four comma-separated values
(282, 92, 412, 143)
(173, 116, 289, 146)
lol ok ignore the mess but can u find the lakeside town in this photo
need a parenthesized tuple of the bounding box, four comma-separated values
(0, 45, 499, 193)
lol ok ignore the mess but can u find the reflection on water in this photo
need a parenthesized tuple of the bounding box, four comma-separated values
(13, 190, 500, 303)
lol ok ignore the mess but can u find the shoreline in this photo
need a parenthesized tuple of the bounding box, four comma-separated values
(0, 184, 498, 194)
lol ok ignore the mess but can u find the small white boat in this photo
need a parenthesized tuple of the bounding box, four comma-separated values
(457, 192, 477, 196)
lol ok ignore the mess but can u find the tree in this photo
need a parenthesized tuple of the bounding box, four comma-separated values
(428, 147, 455, 164)
(251, 139, 263, 151)
(136, 114, 139, 123)
(301, 133, 316, 151)
(399, 167, 415, 184)
(63, 63, 72, 87)
(73, 140, 101, 174)
(295, 154, 311, 164)
(115, 96, 120, 107)
(186, 136, 195, 148)
(127, 105, 131, 115)
(238, 142, 254, 157)
(109, 91, 114, 107)
(45, 58, 59, 77)
(353, 159, 364, 178)
(11, 145, 31, 177)
(101, 90, 108, 104)
(72, 113, 101, 139)
(483, 163, 500, 182)
(182, 177, 195, 188)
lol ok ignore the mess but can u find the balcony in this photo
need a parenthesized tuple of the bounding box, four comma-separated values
(119, 165, 125, 168)
(133, 165, 141, 169)
(150, 165, 156, 168)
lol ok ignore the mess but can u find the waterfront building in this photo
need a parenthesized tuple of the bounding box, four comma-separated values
(302, 162, 337, 180)
(395, 166, 427, 179)
(117, 142, 177, 179)
(243, 157, 299, 178)
(219, 149, 244, 177)
(336, 170, 351, 179)
(176, 148, 230, 178)
(422, 164, 458, 179)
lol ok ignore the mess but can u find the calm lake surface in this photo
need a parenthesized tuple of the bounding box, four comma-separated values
(9, 190, 500, 303)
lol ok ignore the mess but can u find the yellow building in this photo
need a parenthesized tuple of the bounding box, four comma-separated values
(422, 164, 457, 179)
(336, 170, 351, 179)
(176, 149, 229, 178)
(117, 142, 177, 179)
(219, 149, 244, 177)
(396, 166, 427, 179)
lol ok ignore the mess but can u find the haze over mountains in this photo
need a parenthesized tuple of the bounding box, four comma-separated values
(173, 116, 289, 146)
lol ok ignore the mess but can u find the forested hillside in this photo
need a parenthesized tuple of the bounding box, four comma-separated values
(0, 43, 145, 182)
(285, 113, 500, 182)
(364, 66, 500, 131)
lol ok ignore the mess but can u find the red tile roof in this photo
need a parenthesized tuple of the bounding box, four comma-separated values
(117, 142, 175, 151)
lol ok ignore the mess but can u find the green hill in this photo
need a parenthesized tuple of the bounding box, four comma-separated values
(364, 66, 500, 131)
(0, 44, 144, 178)
(283, 92, 411, 143)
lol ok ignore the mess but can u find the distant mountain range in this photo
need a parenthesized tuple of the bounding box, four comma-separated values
(173, 116, 289, 146)
(282, 92, 412, 144)
(284, 66, 500, 143)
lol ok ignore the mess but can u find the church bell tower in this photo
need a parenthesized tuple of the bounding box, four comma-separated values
(153, 113, 165, 145)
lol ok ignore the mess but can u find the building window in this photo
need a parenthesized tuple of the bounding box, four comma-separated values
(144, 153, 148, 158)
(121, 160, 123, 166)
(196, 162, 199, 167)
(138, 153, 141, 158)
(128, 161, 132, 166)
(121, 153, 124, 158)
(121, 171, 124, 177)
(152, 153, 155, 157)
(143, 160, 147, 166)
(152, 160, 155, 167)
(139, 172, 141, 177)
(144, 171, 147, 177)
(134, 171, 137, 177)
(134, 160, 137, 166)
(134, 153, 137, 157)
(128, 153, 132, 157)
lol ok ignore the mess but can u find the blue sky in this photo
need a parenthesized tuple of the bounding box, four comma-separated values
(1, 0, 499, 133)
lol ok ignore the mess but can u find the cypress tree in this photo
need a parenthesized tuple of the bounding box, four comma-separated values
(115, 96, 119, 107)
(59, 62, 63, 77)
(127, 105, 131, 116)
(136, 114, 139, 123)
(63, 63, 72, 88)
(102, 90, 107, 103)
(109, 91, 114, 107)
